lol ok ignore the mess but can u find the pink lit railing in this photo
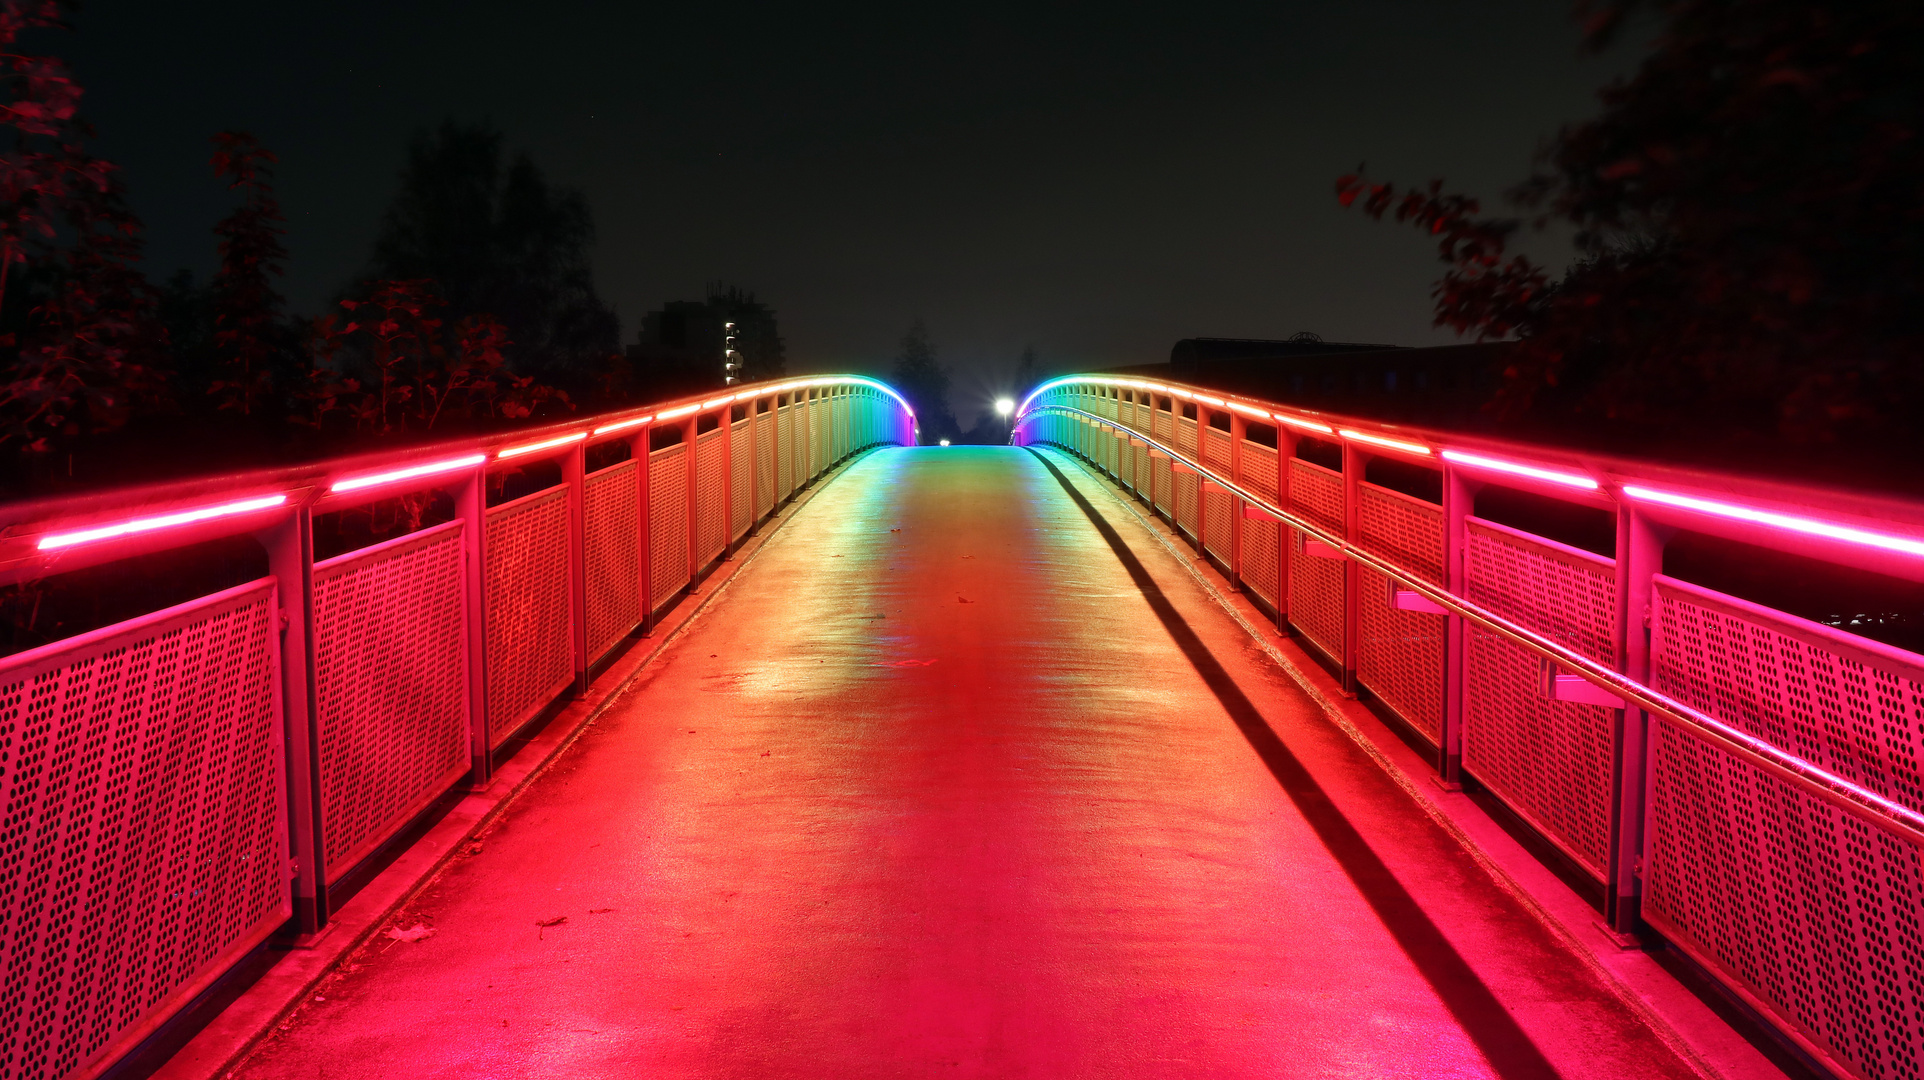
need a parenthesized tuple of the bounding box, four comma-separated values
(1017, 376, 1924, 1080)
(0, 376, 912, 1080)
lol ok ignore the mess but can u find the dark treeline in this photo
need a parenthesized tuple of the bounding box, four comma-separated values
(0, 4, 767, 499)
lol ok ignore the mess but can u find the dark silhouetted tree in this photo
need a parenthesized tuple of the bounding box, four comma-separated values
(890, 319, 955, 441)
(206, 131, 291, 417)
(363, 121, 620, 393)
(0, 0, 165, 462)
(1337, 0, 1924, 449)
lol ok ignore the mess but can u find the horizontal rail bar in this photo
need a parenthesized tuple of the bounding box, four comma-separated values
(1023, 402, 1924, 850)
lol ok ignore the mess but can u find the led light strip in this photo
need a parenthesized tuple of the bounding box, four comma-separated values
(1276, 414, 1334, 435)
(654, 403, 700, 421)
(38, 494, 290, 551)
(496, 432, 586, 460)
(331, 454, 486, 494)
(1341, 429, 1430, 455)
(1441, 449, 1596, 490)
(592, 415, 652, 436)
(1625, 485, 1924, 559)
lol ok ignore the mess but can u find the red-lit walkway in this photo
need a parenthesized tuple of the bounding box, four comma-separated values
(233, 446, 1701, 1079)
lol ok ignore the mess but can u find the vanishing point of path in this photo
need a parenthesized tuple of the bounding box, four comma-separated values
(235, 446, 1704, 1079)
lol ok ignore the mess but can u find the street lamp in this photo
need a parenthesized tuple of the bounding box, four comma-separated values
(994, 398, 1014, 417)
(722, 321, 742, 386)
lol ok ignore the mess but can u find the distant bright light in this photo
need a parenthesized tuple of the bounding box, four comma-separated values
(994, 398, 1015, 417)
(939, 439, 951, 447)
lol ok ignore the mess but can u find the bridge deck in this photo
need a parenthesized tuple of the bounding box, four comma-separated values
(234, 446, 1702, 1079)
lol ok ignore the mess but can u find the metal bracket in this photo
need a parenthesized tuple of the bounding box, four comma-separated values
(1538, 656, 1626, 709)
(1387, 579, 1448, 615)
(1295, 532, 1344, 560)
(1242, 505, 1281, 523)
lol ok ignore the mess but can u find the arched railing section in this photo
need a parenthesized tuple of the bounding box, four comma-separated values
(1018, 374, 1924, 1080)
(0, 376, 912, 1080)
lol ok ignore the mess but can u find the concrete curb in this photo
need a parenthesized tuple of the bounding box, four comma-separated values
(152, 449, 883, 1080)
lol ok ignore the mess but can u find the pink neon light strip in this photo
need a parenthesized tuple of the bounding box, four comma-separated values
(1275, 414, 1334, 434)
(496, 431, 586, 460)
(1440, 449, 1596, 490)
(1341, 429, 1431, 455)
(592, 415, 652, 436)
(38, 494, 289, 551)
(331, 453, 487, 494)
(1623, 485, 1924, 559)
(655, 403, 699, 421)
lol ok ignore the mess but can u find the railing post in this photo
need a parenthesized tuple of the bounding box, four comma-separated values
(1229, 413, 1246, 593)
(684, 410, 701, 584)
(1609, 501, 1669, 937)
(745, 398, 760, 535)
(1440, 464, 1477, 787)
(456, 463, 492, 789)
(1341, 440, 1365, 696)
(261, 502, 326, 934)
(631, 427, 655, 635)
(564, 440, 589, 693)
(721, 403, 735, 559)
(1278, 430, 1297, 631)
(1190, 403, 1210, 557)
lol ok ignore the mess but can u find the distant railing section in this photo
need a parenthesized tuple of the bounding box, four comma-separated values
(1017, 376, 1924, 1080)
(0, 376, 913, 1080)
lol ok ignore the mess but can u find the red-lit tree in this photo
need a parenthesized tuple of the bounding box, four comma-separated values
(1338, 0, 1924, 446)
(0, 0, 163, 459)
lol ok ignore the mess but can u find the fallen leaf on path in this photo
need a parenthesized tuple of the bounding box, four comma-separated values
(385, 924, 435, 944)
(957, 596, 975, 604)
(588, 908, 615, 915)
(536, 915, 568, 939)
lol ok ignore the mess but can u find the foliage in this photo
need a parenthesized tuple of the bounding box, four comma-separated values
(365, 120, 621, 392)
(889, 319, 955, 441)
(206, 131, 289, 417)
(0, 0, 164, 457)
(304, 279, 570, 436)
(1337, 0, 1924, 446)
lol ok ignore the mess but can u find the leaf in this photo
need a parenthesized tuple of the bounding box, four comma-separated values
(384, 923, 435, 943)
(535, 916, 568, 928)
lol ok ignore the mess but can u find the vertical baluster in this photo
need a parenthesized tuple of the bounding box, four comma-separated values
(1342, 441, 1365, 696)
(456, 464, 492, 788)
(1440, 464, 1476, 788)
(631, 426, 655, 635)
(261, 502, 325, 932)
(1609, 502, 1669, 939)
(565, 440, 588, 694)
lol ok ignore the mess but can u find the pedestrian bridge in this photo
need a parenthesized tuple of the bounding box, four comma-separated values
(3, 375, 1922, 1080)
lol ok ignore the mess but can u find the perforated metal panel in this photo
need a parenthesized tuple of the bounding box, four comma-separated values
(1287, 459, 1346, 661)
(1646, 576, 1924, 1080)
(755, 411, 775, 518)
(485, 487, 574, 749)
(1356, 484, 1446, 743)
(1174, 469, 1199, 543)
(695, 428, 727, 568)
(1176, 414, 1198, 458)
(649, 442, 690, 610)
(1462, 517, 1615, 878)
(776, 404, 795, 500)
(0, 580, 285, 1080)
(313, 523, 468, 883)
(731, 418, 753, 542)
(809, 398, 824, 476)
(584, 460, 641, 663)
(1152, 456, 1174, 519)
(1237, 440, 1282, 608)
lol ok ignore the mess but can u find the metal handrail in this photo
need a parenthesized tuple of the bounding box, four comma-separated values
(1024, 402, 1924, 850)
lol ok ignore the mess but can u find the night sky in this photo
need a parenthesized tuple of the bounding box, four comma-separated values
(63, 2, 1639, 423)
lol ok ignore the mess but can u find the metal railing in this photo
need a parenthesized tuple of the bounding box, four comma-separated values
(1018, 376, 1924, 1080)
(0, 376, 913, 1080)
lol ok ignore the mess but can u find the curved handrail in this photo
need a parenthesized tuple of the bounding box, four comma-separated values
(1022, 401, 1924, 850)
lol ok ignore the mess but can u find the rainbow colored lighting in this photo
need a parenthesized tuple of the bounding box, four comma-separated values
(497, 432, 586, 460)
(1441, 450, 1596, 490)
(38, 494, 290, 551)
(331, 454, 487, 494)
(1341, 429, 1430, 455)
(1624, 486, 1924, 559)
(592, 416, 653, 436)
